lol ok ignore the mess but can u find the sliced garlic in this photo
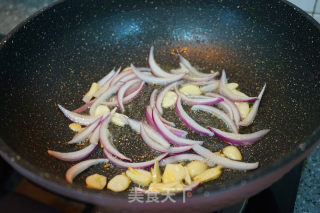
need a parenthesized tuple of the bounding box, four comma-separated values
(226, 83, 239, 90)
(186, 161, 208, 178)
(193, 166, 222, 183)
(235, 102, 250, 120)
(162, 91, 178, 108)
(86, 174, 107, 190)
(184, 167, 192, 185)
(94, 105, 110, 117)
(126, 168, 152, 186)
(179, 84, 202, 96)
(148, 181, 184, 193)
(230, 89, 247, 97)
(162, 164, 186, 184)
(122, 67, 132, 72)
(69, 123, 82, 132)
(86, 82, 100, 98)
(222, 146, 242, 161)
(107, 174, 130, 192)
(151, 160, 161, 183)
(214, 151, 225, 157)
(111, 113, 128, 127)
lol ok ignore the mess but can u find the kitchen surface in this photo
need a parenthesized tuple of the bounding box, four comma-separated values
(0, 0, 319, 212)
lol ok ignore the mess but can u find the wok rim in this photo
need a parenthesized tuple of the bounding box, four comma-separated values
(0, 0, 320, 208)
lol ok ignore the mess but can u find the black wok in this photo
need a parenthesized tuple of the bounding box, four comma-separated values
(0, 0, 319, 212)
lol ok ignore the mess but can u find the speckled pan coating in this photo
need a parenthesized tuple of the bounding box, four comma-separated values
(0, 0, 319, 211)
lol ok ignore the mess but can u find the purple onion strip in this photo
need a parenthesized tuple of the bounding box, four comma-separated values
(168, 146, 193, 154)
(140, 123, 169, 153)
(117, 79, 141, 112)
(99, 109, 132, 161)
(104, 149, 168, 169)
(68, 117, 101, 144)
(206, 92, 240, 127)
(176, 96, 214, 136)
(131, 64, 184, 85)
(145, 105, 186, 137)
(93, 67, 121, 98)
(191, 105, 238, 133)
(149, 46, 177, 78)
(152, 107, 203, 146)
(58, 104, 96, 126)
(65, 158, 109, 183)
(159, 154, 205, 166)
(193, 144, 259, 170)
(219, 70, 257, 102)
(127, 119, 170, 149)
(208, 127, 270, 146)
(239, 83, 267, 126)
(48, 144, 97, 162)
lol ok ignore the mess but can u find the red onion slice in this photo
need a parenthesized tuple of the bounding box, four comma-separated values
(97, 68, 116, 86)
(65, 158, 109, 183)
(193, 144, 259, 170)
(183, 72, 219, 82)
(117, 79, 141, 112)
(158, 113, 176, 127)
(219, 70, 257, 102)
(104, 149, 168, 169)
(145, 105, 185, 137)
(159, 154, 205, 166)
(185, 80, 219, 86)
(215, 101, 233, 120)
(58, 104, 96, 126)
(100, 109, 132, 161)
(149, 46, 177, 78)
(200, 81, 219, 93)
(206, 93, 240, 127)
(239, 83, 266, 126)
(110, 69, 133, 87)
(48, 144, 97, 162)
(93, 67, 121, 98)
(168, 146, 193, 154)
(150, 89, 158, 108)
(170, 63, 189, 75)
(208, 127, 270, 146)
(127, 119, 170, 149)
(89, 124, 100, 145)
(191, 105, 238, 133)
(116, 73, 138, 85)
(131, 64, 184, 85)
(140, 123, 169, 153)
(152, 107, 203, 146)
(145, 105, 156, 127)
(165, 125, 188, 138)
(124, 81, 142, 96)
(176, 96, 214, 136)
(102, 81, 145, 107)
(68, 117, 101, 144)
(72, 100, 94, 113)
(179, 55, 209, 77)
(176, 87, 223, 106)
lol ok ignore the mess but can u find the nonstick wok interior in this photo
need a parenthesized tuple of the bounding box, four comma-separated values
(0, 0, 319, 207)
